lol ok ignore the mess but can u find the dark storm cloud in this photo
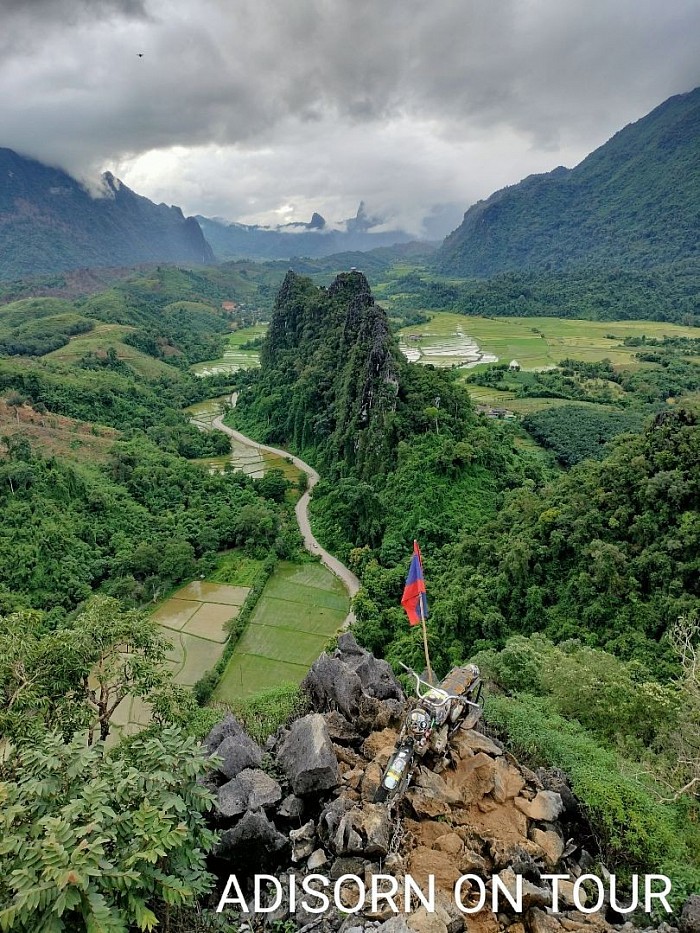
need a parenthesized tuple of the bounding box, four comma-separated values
(1, 0, 700, 231)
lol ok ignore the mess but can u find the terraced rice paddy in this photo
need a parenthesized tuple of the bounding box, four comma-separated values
(213, 562, 349, 701)
(191, 323, 267, 377)
(110, 580, 250, 739)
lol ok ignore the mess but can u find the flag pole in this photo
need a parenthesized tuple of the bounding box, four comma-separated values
(419, 596, 433, 685)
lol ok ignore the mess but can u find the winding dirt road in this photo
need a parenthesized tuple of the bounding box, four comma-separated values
(210, 411, 360, 625)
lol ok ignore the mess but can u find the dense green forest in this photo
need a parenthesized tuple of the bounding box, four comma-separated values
(1, 261, 698, 925)
(0, 265, 305, 930)
(0, 434, 294, 614)
(0, 264, 315, 625)
(235, 270, 698, 670)
(384, 261, 700, 325)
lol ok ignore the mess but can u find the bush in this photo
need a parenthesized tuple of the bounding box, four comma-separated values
(231, 684, 310, 745)
(0, 728, 217, 932)
(486, 693, 698, 897)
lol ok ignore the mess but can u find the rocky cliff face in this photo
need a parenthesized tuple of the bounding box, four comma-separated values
(201, 635, 693, 933)
(0, 148, 214, 279)
(253, 270, 400, 479)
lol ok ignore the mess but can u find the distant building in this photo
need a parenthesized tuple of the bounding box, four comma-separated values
(508, 360, 521, 371)
(222, 301, 237, 312)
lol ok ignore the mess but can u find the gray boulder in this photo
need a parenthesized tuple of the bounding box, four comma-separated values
(336, 632, 404, 701)
(215, 810, 287, 862)
(536, 766, 579, 814)
(214, 732, 263, 779)
(304, 653, 365, 720)
(202, 713, 243, 754)
(302, 634, 404, 722)
(375, 918, 411, 933)
(681, 895, 700, 933)
(514, 790, 564, 822)
(278, 793, 305, 820)
(216, 768, 282, 818)
(277, 713, 339, 795)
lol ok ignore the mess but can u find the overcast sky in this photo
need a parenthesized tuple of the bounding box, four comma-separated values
(2, 0, 700, 236)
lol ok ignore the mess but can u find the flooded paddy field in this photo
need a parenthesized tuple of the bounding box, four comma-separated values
(399, 318, 498, 368)
(191, 323, 267, 377)
(212, 561, 349, 702)
(110, 579, 251, 739)
(185, 396, 301, 482)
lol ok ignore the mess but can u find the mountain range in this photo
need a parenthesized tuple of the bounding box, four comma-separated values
(435, 86, 700, 276)
(196, 202, 414, 261)
(1, 86, 698, 282)
(0, 148, 213, 280)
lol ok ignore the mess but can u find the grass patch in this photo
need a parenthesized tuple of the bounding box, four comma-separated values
(47, 323, 176, 379)
(209, 551, 265, 587)
(234, 622, 338, 666)
(0, 399, 118, 464)
(227, 684, 310, 745)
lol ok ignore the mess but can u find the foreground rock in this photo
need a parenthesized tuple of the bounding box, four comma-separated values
(278, 713, 340, 795)
(202, 637, 691, 933)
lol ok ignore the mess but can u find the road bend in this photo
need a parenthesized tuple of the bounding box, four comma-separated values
(210, 411, 360, 627)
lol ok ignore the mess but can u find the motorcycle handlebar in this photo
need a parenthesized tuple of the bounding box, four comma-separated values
(399, 662, 482, 711)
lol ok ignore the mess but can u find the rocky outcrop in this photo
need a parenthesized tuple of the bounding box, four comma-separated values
(303, 632, 404, 731)
(217, 768, 282, 817)
(278, 713, 340, 796)
(680, 896, 700, 933)
(215, 731, 263, 779)
(203, 637, 692, 933)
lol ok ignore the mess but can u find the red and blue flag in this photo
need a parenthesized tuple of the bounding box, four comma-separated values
(401, 540, 428, 626)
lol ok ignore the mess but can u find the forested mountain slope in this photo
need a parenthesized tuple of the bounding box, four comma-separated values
(355, 406, 699, 675)
(0, 264, 297, 616)
(234, 269, 484, 482)
(436, 86, 700, 276)
(0, 148, 214, 280)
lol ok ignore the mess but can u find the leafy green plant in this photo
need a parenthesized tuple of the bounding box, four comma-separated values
(0, 727, 218, 932)
(485, 692, 699, 898)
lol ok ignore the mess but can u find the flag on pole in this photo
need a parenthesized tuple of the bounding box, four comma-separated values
(401, 540, 428, 626)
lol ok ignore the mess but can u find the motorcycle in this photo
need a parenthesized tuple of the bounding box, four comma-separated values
(374, 661, 483, 804)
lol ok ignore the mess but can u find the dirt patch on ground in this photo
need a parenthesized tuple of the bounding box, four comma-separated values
(0, 399, 117, 462)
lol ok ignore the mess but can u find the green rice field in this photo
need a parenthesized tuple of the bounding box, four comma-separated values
(191, 323, 267, 377)
(213, 561, 349, 701)
(397, 312, 700, 372)
(398, 312, 700, 414)
(111, 558, 348, 735)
